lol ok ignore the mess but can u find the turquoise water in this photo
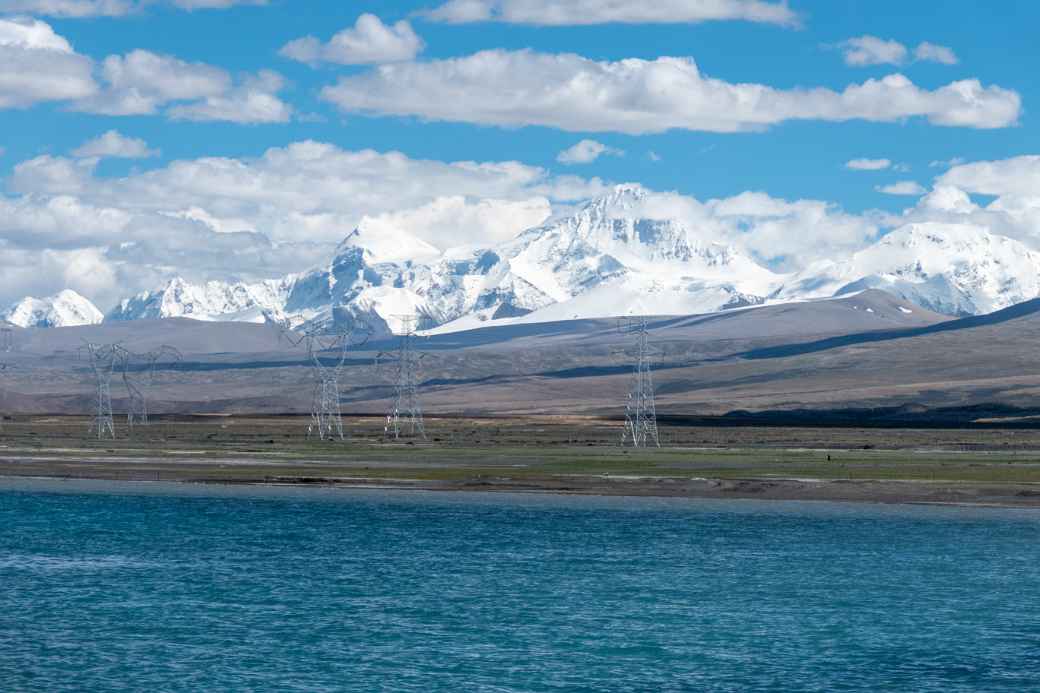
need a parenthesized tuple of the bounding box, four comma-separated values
(2, 480, 1040, 691)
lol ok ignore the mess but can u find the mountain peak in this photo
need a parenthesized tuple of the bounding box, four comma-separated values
(582, 184, 649, 217)
(1, 289, 103, 328)
(336, 219, 441, 265)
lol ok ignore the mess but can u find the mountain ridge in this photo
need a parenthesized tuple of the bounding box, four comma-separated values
(9, 186, 1040, 331)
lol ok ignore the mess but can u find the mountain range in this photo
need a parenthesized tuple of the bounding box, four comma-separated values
(5, 185, 1040, 331)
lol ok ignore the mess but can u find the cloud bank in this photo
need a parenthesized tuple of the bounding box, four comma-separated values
(322, 50, 1020, 134)
(0, 18, 292, 122)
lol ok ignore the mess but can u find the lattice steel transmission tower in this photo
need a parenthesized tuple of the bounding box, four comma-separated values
(378, 315, 427, 440)
(121, 345, 181, 430)
(78, 342, 180, 439)
(0, 328, 11, 433)
(79, 342, 119, 439)
(272, 313, 370, 441)
(619, 317, 660, 448)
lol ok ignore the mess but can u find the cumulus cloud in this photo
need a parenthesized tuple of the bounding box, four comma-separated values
(69, 50, 291, 122)
(0, 141, 612, 306)
(846, 158, 891, 171)
(167, 70, 292, 123)
(0, 18, 292, 123)
(914, 41, 958, 65)
(65, 49, 293, 123)
(281, 13, 423, 66)
(425, 0, 799, 26)
(0, 17, 97, 108)
(894, 157, 1040, 252)
(7, 141, 1040, 318)
(322, 50, 1021, 134)
(936, 156, 1040, 198)
(0, 0, 265, 17)
(72, 130, 159, 159)
(839, 36, 907, 66)
(706, 191, 881, 268)
(557, 139, 624, 165)
(876, 181, 927, 196)
(76, 49, 228, 115)
(837, 36, 959, 67)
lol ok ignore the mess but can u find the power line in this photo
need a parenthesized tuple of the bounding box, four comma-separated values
(77, 342, 180, 439)
(0, 328, 10, 433)
(79, 342, 119, 440)
(378, 315, 428, 441)
(270, 312, 371, 441)
(619, 316, 660, 448)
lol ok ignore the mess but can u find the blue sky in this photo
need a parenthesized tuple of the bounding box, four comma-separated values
(1, 0, 1039, 308)
(4, 0, 1037, 210)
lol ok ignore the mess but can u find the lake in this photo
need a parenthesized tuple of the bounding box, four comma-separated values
(2, 479, 1039, 691)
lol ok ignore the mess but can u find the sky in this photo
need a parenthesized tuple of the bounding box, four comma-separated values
(1, 0, 1039, 311)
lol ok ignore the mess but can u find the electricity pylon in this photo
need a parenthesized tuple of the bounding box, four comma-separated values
(619, 317, 660, 448)
(377, 315, 427, 440)
(270, 312, 370, 441)
(79, 342, 119, 440)
(122, 345, 181, 430)
(78, 342, 180, 439)
(0, 329, 10, 433)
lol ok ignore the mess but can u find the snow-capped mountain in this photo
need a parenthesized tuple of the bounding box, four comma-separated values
(1, 290, 103, 328)
(108, 277, 295, 324)
(782, 222, 1040, 316)
(19, 187, 1040, 333)
(107, 185, 781, 334)
(494, 185, 780, 319)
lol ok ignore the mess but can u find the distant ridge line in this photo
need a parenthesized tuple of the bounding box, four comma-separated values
(741, 297, 1040, 361)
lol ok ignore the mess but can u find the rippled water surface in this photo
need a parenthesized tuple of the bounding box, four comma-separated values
(2, 479, 1040, 691)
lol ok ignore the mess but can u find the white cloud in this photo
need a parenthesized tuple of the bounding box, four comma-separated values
(937, 156, 1040, 198)
(837, 37, 959, 68)
(357, 196, 551, 250)
(167, 70, 292, 123)
(0, 0, 265, 17)
(0, 18, 291, 122)
(839, 35, 908, 66)
(71, 50, 292, 123)
(425, 0, 799, 26)
(6, 142, 1040, 319)
(914, 41, 958, 65)
(0, 141, 611, 306)
(898, 158, 1040, 251)
(72, 130, 159, 159)
(846, 158, 891, 171)
(876, 180, 926, 196)
(0, 17, 97, 108)
(281, 13, 423, 66)
(929, 157, 965, 169)
(706, 191, 881, 268)
(322, 50, 1021, 134)
(557, 139, 624, 165)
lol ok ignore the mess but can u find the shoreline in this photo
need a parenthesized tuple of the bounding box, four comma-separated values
(5, 417, 1040, 507)
(4, 464, 1040, 508)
